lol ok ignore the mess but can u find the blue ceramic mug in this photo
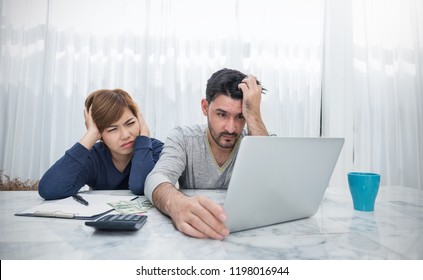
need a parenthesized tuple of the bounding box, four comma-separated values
(348, 172, 380, 211)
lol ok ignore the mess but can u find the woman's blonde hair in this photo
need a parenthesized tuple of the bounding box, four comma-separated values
(85, 89, 137, 133)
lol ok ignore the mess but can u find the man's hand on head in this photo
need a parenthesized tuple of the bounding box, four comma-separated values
(238, 75, 262, 115)
(238, 75, 269, 136)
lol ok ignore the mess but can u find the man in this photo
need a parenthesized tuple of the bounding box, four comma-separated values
(145, 68, 269, 240)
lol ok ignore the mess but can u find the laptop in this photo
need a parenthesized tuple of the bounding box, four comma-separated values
(223, 136, 344, 233)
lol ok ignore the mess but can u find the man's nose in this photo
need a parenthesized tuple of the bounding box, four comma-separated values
(224, 118, 236, 133)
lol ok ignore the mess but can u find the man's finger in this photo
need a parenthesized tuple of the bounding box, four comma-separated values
(178, 212, 226, 240)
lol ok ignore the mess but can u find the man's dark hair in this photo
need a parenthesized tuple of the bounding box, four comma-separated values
(205, 68, 264, 103)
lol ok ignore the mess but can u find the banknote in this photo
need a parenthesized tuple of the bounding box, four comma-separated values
(108, 199, 154, 214)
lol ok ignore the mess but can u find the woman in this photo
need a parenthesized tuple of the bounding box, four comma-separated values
(38, 89, 163, 199)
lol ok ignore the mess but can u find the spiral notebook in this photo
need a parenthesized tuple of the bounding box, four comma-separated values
(15, 193, 138, 220)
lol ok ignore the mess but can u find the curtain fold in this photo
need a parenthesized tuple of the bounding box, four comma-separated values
(352, 0, 423, 189)
(323, 0, 423, 189)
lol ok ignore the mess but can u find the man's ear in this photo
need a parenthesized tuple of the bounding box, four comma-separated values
(201, 99, 209, 116)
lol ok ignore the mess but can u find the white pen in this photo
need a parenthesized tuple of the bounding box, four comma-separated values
(34, 211, 75, 218)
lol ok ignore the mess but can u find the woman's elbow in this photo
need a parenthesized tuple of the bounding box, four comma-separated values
(129, 184, 145, 196)
(37, 178, 53, 199)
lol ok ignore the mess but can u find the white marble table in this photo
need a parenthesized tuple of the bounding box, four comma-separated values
(0, 186, 422, 259)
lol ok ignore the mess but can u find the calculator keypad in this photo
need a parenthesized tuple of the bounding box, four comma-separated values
(85, 214, 147, 230)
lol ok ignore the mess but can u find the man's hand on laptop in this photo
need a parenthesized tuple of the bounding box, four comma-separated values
(169, 194, 229, 240)
(152, 183, 230, 240)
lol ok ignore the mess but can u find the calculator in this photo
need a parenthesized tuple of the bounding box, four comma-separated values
(85, 214, 147, 231)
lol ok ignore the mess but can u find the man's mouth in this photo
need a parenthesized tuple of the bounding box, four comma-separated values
(220, 133, 237, 140)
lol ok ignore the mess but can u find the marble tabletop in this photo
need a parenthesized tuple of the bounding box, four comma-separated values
(0, 186, 422, 260)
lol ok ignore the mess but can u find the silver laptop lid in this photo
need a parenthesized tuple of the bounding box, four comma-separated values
(224, 136, 344, 233)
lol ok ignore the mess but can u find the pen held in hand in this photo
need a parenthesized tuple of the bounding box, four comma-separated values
(72, 194, 89, 206)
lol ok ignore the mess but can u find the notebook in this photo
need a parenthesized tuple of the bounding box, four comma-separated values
(223, 136, 344, 233)
(15, 193, 138, 220)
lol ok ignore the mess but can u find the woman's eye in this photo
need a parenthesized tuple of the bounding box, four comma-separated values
(127, 121, 135, 126)
(107, 128, 117, 133)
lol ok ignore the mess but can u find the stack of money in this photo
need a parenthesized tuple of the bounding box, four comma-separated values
(108, 199, 154, 214)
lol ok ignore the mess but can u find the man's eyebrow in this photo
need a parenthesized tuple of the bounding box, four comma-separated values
(215, 108, 244, 118)
(215, 108, 228, 113)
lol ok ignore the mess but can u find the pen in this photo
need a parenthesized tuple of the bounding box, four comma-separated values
(34, 211, 75, 218)
(72, 194, 89, 206)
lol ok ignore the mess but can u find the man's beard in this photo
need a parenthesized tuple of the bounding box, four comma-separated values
(210, 130, 239, 149)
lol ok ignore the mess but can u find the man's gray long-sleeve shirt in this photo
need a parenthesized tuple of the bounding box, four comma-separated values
(145, 124, 244, 202)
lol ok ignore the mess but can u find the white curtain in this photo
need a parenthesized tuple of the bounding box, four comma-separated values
(323, 0, 423, 189)
(1, 0, 324, 181)
(1, 0, 422, 190)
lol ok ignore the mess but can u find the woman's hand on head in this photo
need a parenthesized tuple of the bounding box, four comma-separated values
(84, 107, 101, 138)
(135, 103, 150, 137)
(79, 107, 101, 149)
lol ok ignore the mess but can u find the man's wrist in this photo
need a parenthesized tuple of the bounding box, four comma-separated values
(245, 114, 269, 136)
(153, 183, 184, 217)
